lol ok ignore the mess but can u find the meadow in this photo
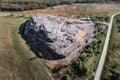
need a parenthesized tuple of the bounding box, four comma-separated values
(0, 3, 120, 80)
(20, 3, 120, 17)
(101, 15, 120, 80)
(0, 0, 119, 11)
(0, 13, 51, 80)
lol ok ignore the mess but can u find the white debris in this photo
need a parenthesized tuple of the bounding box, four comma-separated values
(20, 14, 96, 60)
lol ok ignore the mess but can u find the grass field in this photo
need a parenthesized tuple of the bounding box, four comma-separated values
(20, 3, 120, 17)
(0, 13, 51, 80)
(101, 16, 120, 80)
(0, 3, 120, 80)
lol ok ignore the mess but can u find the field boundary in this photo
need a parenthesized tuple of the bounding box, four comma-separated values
(94, 12, 120, 80)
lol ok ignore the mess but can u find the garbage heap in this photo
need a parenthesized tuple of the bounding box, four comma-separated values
(19, 14, 96, 60)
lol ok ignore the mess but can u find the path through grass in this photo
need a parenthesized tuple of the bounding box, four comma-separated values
(101, 16, 120, 80)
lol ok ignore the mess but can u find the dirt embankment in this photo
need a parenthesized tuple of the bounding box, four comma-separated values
(19, 14, 96, 69)
(15, 3, 120, 17)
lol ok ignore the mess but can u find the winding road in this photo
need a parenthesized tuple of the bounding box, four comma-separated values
(94, 12, 120, 80)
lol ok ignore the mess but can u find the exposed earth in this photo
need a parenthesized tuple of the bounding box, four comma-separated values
(19, 14, 96, 68)
(18, 3, 120, 17)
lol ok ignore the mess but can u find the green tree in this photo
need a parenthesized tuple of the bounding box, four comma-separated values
(61, 74, 71, 80)
(105, 15, 110, 22)
(78, 61, 89, 75)
(0, 0, 1, 11)
(79, 53, 88, 61)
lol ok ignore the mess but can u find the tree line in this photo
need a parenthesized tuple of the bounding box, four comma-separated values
(0, 0, 119, 11)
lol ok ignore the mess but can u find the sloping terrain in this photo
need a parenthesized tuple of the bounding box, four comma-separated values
(0, 0, 120, 11)
(19, 14, 96, 69)
(21, 4, 120, 17)
(0, 13, 50, 80)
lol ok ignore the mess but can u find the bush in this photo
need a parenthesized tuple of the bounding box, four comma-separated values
(79, 53, 88, 61)
(60, 74, 71, 80)
(72, 60, 90, 76)
(95, 15, 110, 22)
(78, 61, 89, 75)
(0, 0, 119, 11)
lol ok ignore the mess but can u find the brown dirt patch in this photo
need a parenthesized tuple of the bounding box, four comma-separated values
(15, 3, 120, 17)
(75, 31, 86, 44)
(16, 4, 87, 16)
(44, 60, 61, 69)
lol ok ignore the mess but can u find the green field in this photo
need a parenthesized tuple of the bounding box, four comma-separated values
(0, 13, 51, 80)
(0, 10, 112, 80)
(0, 0, 119, 11)
(0, 2, 120, 79)
(101, 16, 120, 80)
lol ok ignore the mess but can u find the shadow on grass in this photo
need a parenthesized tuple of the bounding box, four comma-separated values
(29, 56, 38, 61)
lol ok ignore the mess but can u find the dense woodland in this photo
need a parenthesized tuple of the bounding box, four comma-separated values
(0, 0, 119, 11)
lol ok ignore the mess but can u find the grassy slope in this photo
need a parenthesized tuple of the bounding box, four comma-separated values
(0, 3, 120, 80)
(0, 0, 120, 11)
(0, 14, 51, 80)
(21, 3, 120, 17)
(101, 16, 120, 80)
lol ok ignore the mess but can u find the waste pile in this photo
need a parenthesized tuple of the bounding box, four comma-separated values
(19, 14, 96, 60)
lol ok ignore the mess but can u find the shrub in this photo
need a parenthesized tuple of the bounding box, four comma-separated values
(60, 74, 71, 80)
(79, 53, 88, 61)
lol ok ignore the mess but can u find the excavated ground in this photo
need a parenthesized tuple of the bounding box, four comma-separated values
(19, 14, 96, 68)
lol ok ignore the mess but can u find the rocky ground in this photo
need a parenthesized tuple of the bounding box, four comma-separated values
(19, 14, 96, 68)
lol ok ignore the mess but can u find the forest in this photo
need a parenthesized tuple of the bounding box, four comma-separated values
(0, 0, 119, 11)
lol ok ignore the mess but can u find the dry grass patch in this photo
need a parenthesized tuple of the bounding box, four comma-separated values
(18, 3, 120, 17)
(0, 15, 51, 80)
